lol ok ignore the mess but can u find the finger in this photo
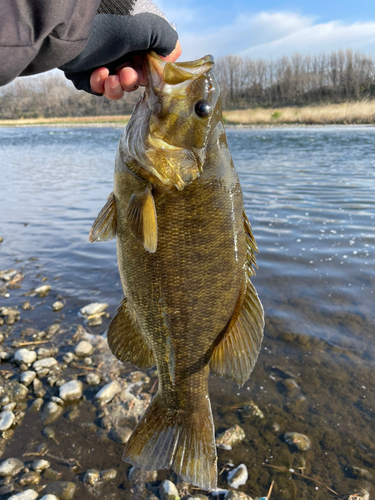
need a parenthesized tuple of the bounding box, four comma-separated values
(118, 66, 140, 92)
(90, 67, 109, 94)
(160, 40, 182, 63)
(103, 75, 124, 100)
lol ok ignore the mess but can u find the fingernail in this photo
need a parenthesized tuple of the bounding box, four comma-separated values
(110, 83, 122, 95)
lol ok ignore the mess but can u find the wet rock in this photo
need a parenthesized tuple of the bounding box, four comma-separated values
(40, 496, 59, 500)
(50, 397, 64, 406)
(243, 401, 264, 419)
(55, 379, 66, 387)
(42, 426, 56, 440)
(43, 481, 76, 500)
(41, 402, 63, 424)
(33, 357, 57, 372)
(281, 378, 300, 394)
(83, 469, 100, 486)
(216, 425, 245, 450)
(37, 442, 49, 454)
(30, 398, 44, 412)
(227, 464, 248, 489)
(128, 467, 157, 483)
(19, 470, 41, 485)
(43, 469, 62, 481)
(20, 371, 36, 386)
(95, 381, 121, 405)
(100, 469, 117, 482)
(2, 429, 14, 440)
(45, 324, 60, 338)
(37, 347, 58, 359)
(65, 408, 80, 421)
(85, 373, 100, 386)
(87, 315, 103, 327)
(0, 484, 14, 495)
(22, 301, 31, 311)
(62, 352, 75, 364)
(0, 457, 24, 477)
(0, 334, 3, 343)
(34, 284, 51, 297)
(224, 492, 254, 500)
(159, 480, 180, 500)
(74, 341, 93, 358)
(31, 459, 50, 472)
(83, 357, 93, 366)
(0, 411, 15, 431)
(13, 384, 28, 401)
(109, 426, 132, 444)
(52, 301, 64, 312)
(14, 349, 37, 366)
(0, 351, 12, 362)
(47, 375, 59, 387)
(59, 380, 83, 402)
(284, 432, 311, 451)
(37, 368, 50, 378)
(33, 379, 46, 399)
(187, 496, 210, 500)
(80, 303, 108, 316)
(350, 466, 373, 480)
(3, 402, 16, 411)
(8, 490, 38, 500)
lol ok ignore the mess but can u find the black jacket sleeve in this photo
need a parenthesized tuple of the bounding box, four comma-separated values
(0, 0, 100, 86)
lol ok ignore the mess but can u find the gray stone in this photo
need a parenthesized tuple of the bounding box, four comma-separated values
(43, 481, 76, 500)
(42, 426, 56, 439)
(34, 284, 51, 296)
(100, 469, 117, 482)
(85, 373, 100, 386)
(2, 402, 16, 411)
(31, 459, 50, 472)
(284, 432, 311, 451)
(19, 471, 41, 485)
(74, 341, 93, 358)
(216, 425, 246, 450)
(159, 480, 180, 500)
(30, 398, 44, 412)
(227, 464, 248, 489)
(8, 490, 38, 500)
(41, 402, 63, 424)
(20, 371, 36, 386)
(33, 357, 57, 372)
(224, 492, 254, 500)
(80, 303, 108, 316)
(95, 381, 121, 405)
(40, 496, 59, 500)
(0, 457, 24, 477)
(37, 347, 58, 359)
(50, 396, 64, 406)
(110, 426, 132, 444)
(14, 349, 37, 366)
(12, 384, 28, 401)
(52, 301, 64, 311)
(0, 411, 15, 431)
(83, 469, 100, 486)
(62, 353, 75, 364)
(45, 324, 60, 338)
(59, 380, 83, 402)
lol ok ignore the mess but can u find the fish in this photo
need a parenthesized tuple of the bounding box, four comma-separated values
(89, 52, 264, 491)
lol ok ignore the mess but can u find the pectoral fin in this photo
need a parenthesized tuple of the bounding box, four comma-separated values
(210, 213, 264, 386)
(127, 186, 158, 253)
(108, 297, 155, 369)
(89, 192, 117, 243)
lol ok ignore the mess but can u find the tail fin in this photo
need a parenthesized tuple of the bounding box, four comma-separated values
(123, 393, 217, 491)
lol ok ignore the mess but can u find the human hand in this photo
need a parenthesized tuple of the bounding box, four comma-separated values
(90, 41, 182, 100)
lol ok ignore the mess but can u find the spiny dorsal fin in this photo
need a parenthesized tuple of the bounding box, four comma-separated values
(127, 186, 158, 253)
(89, 192, 117, 243)
(209, 273, 264, 386)
(108, 297, 155, 369)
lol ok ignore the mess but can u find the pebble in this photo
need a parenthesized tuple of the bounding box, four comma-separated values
(350, 466, 373, 480)
(0, 334, 3, 343)
(20, 371, 36, 386)
(14, 349, 37, 366)
(100, 469, 117, 482)
(85, 373, 101, 386)
(34, 284, 51, 296)
(33, 357, 57, 372)
(243, 401, 264, 419)
(227, 464, 248, 489)
(52, 301, 64, 312)
(80, 303, 108, 316)
(8, 490, 38, 500)
(0, 485, 14, 495)
(50, 396, 64, 406)
(45, 324, 60, 338)
(41, 402, 63, 424)
(282, 378, 300, 394)
(83, 469, 100, 486)
(0, 351, 12, 362)
(31, 459, 50, 472)
(43, 469, 62, 481)
(13, 384, 28, 401)
(22, 301, 31, 311)
(284, 432, 311, 451)
(19, 470, 41, 485)
(3, 402, 16, 411)
(216, 425, 246, 450)
(37, 347, 58, 359)
(159, 480, 180, 500)
(224, 492, 254, 500)
(74, 341, 93, 358)
(95, 381, 121, 405)
(110, 426, 133, 444)
(87, 315, 103, 327)
(42, 426, 56, 440)
(0, 457, 24, 477)
(33, 379, 46, 399)
(37, 368, 50, 378)
(66, 408, 80, 421)
(62, 353, 75, 364)
(30, 398, 44, 412)
(43, 481, 76, 500)
(59, 380, 83, 402)
(40, 496, 59, 500)
(0, 411, 15, 431)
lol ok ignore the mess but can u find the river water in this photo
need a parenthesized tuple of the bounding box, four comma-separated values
(1, 125, 375, 499)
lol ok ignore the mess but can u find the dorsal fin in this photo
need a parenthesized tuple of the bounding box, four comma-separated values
(127, 186, 158, 253)
(89, 192, 117, 243)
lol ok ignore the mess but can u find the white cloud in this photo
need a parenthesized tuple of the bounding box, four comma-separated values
(167, 8, 375, 61)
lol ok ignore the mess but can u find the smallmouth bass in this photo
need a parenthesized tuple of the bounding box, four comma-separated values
(90, 52, 264, 491)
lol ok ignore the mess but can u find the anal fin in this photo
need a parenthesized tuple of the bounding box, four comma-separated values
(127, 186, 158, 253)
(89, 192, 117, 243)
(108, 297, 155, 369)
(210, 213, 264, 386)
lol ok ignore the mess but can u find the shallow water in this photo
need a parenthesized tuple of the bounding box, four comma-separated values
(1, 125, 375, 499)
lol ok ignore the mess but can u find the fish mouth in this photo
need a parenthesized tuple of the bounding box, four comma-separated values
(145, 52, 214, 90)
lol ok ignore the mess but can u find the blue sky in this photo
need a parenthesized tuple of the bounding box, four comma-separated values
(159, 0, 375, 60)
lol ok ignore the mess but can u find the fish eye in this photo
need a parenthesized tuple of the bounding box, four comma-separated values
(195, 99, 212, 118)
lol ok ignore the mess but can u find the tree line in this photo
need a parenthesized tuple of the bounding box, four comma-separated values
(0, 49, 375, 119)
